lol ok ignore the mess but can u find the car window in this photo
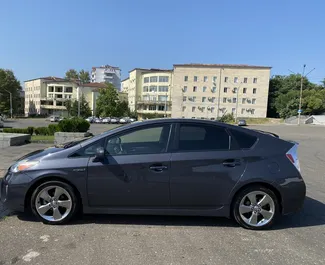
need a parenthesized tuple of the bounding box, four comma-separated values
(105, 124, 171, 155)
(70, 139, 104, 157)
(229, 129, 257, 149)
(177, 124, 230, 151)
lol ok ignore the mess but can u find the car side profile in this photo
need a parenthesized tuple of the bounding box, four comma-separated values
(0, 119, 306, 229)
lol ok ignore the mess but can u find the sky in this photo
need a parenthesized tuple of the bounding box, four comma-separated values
(1, 0, 324, 86)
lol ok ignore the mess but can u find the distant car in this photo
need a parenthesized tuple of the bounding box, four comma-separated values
(0, 118, 3, 128)
(102, 117, 111, 124)
(50, 116, 60, 122)
(110, 117, 118, 124)
(119, 117, 129, 124)
(94, 118, 102, 124)
(59, 117, 64, 122)
(129, 118, 136, 122)
(238, 119, 247, 126)
(85, 117, 93, 123)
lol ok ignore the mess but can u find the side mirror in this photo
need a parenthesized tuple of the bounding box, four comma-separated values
(95, 147, 105, 160)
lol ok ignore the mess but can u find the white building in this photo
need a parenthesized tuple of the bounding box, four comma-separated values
(91, 65, 121, 90)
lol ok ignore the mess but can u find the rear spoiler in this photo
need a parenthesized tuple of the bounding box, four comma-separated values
(251, 129, 279, 138)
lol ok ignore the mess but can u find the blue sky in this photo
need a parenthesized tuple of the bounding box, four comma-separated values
(1, 0, 324, 86)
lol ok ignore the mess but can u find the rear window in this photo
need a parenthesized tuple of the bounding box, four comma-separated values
(229, 129, 257, 149)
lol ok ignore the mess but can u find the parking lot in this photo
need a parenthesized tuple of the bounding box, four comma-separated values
(1, 121, 325, 265)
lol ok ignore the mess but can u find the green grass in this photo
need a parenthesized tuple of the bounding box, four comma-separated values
(31, 135, 55, 142)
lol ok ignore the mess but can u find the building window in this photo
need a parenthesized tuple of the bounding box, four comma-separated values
(232, 108, 236, 113)
(183, 86, 187, 92)
(251, 109, 255, 114)
(144, 77, 149, 83)
(223, 97, 227, 103)
(233, 98, 237, 103)
(253, 88, 257, 94)
(211, 87, 216, 93)
(159, 76, 169, 82)
(242, 98, 246, 104)
(252, 98, 256, 104)
(224, 87, 228, 93)
(149, 86, 157, 92)
(150, 76, 158, 82)
(224, 77, 228, 82)
(233, 87, 238, 93)
(183, 96, 187, 102)
(65, 87, 73, 93)
(201, 107, 205, 112)
(253, 78, 257, 83)
(184, 76, 188, 82)
(203, 86, 207, 92)
(193, 86, 197, 92)
(158, 95, 168, 102)
(241, 108, 245, 114)
(182, 106, 186, 112)
(143, 86, 148, 92)
(202, 97, 206, 102)
(192, 106, 196, 112)
(211, 107, 215, 112)
(158, 86, 168, 92)
(149, 105, 156, 110)
(234, 77, 238, 83)
(213, 76, 217, 82)
(211, 97, 215, 102)
(243, 77, 248, 83)
(194, 76, 198, 82)
(243, 87, 247, 93)
(204, 76, 208, 82)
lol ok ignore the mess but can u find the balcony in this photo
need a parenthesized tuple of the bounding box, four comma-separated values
(137, 109, 171, 114)
(137, 100, 172, 105)
(40, 105, 66, 110)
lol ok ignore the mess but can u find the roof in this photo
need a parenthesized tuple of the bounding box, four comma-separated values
(81, 82, 106, 88)
(121, 77, 129, 82)
(24, 76, 68, 82)
(92, 65, 120, 70)
(128, 68, 173, 73)
(305, 115, 325, 124)
(173, 63, 272, 69)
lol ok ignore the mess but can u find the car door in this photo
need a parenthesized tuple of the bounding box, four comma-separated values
(87, 123, 172, 208)
(170, 122, 246, 209)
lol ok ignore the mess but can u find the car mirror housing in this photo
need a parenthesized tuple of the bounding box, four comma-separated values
(95, 147, 105, 160)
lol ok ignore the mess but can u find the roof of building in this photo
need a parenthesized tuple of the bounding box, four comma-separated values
(173, 63, 272, 69)
(24, 76, 68, 82)
(92, 65, 120, 70)
(128, 68, 173, 73)
(82, 82, 106, 88)
(121, 77, 129, 82)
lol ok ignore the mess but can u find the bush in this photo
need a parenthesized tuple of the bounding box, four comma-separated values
(48, 124, 60, 135)
(35, 127, 50, 136)
(27, 127, 34, 135)
(58, 118, 90, 132)
(3, 128, 29, 134)
(219, 113, 235, 123)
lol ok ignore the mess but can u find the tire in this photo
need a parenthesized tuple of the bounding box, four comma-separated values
(232, 185, 279, 230)
(31, 181, 79, 225)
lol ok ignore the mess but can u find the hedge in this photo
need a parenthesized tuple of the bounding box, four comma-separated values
(3, 128, 30, 134)
(58, 118, 90, 133)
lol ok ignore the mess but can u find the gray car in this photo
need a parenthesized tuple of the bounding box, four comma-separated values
(0, 119, 305, 229)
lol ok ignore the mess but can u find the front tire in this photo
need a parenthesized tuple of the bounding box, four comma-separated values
(232, 185, 279, 230)
(31, 181, 79, 225)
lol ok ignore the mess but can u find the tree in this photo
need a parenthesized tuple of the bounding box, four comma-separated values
(65, 69, 79, 81)
(64, 99, 72, 117)
(95, 83, 119, 117)
(78, 70, 90, 83)
(0, 69, 22, 116)
(70, 94, 92, 118)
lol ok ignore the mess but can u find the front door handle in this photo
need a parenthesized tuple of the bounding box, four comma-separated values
(223, 159, 241, 167)
(149, 165, 168, 172)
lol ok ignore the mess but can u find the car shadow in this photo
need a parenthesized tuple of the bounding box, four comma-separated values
(17, 196, 325, 230)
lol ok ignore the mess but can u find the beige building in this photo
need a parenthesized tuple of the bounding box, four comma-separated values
(171, 64, 271, 119)
(122, 69, 173, 119)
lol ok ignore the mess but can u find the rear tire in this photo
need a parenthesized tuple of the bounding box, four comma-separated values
(232, 185, 279, 230)
(31, 181, 79, 225)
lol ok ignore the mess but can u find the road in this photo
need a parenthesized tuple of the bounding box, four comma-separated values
(0, 124, 325, 265)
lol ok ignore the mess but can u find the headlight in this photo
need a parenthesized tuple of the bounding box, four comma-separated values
(11, 161, 39, 173)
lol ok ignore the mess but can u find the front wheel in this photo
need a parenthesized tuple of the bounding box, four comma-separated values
(232, 185, 280, 230)
(31, 181, 79, 225)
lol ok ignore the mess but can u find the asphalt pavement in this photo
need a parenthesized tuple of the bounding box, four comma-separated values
(0, 123, 325, 265)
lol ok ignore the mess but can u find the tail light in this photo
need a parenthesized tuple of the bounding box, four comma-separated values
(286, 143, 300, 172)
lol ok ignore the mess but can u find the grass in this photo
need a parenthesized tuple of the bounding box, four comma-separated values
(31, 135, 55, 142)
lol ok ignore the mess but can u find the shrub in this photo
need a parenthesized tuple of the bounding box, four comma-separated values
(3, 128, 30, 134)
(219, 113, 235, 123)
(35, 127, 50, 136)
(58, 118, 90, 132)
(27, 127, 34, 135)
(48, 124, 60, 135)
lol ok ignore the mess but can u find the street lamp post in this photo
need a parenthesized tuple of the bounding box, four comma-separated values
(3, 89, 13, 118)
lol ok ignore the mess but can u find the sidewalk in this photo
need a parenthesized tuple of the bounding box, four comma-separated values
(0, 143, 51, 177)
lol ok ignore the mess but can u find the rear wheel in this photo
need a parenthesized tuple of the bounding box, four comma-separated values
(31, 181, 79, 225)
(232, 185, 279, 230)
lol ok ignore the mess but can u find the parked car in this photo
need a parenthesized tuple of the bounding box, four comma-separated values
(102, 117, 111, 124)
(110, 117, 118, 124)
(119, 117, 129, 124)
(85, 117, 94, 123)
(94, 118, 102, 124)
(238, 119, 247, 126)
(49, 116, 60, 122)
(129, 118, 136, 122)
(0, 117, 4, 128)
(0, 119, 305, 229)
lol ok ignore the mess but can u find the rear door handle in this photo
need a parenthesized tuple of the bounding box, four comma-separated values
(149, 165, 168, 172)
(223, 159, 241, 167)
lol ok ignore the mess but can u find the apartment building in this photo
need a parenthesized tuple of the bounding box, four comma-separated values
(172, 64, 271, 119)
(122, 68, 173, 119)
(91, 65, 121, 90)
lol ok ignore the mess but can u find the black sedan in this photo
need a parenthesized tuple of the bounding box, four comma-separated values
(0, 119, 305, 229)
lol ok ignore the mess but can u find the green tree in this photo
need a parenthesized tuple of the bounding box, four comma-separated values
(0, 69, 22, 116)
(95, 83, 119, 117)
(78, 70, 90, 83)
(65, 69, 79, 81)
(64, 99, 72, 117)
(71, 95, 92, 118)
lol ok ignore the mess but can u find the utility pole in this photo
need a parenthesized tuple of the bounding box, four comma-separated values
(4, 89, 13, 118)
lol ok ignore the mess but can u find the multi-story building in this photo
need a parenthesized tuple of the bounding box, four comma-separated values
(172, 64, 271, 119)
(91, 65, 121, 90)
(122, 68, 173, 119)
